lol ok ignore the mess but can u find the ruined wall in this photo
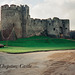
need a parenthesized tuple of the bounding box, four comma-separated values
(61, 19, 70, 38)
(47, 18, 70, 38)
(1, 4, 70, 40)
(26, 17, 70, 38)
(26, 18, 47, 37)
(70, 31, 75, 39)
(46, 17, 62, 38)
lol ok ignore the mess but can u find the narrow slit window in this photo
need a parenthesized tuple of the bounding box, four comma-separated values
(53, 28, 55, 31)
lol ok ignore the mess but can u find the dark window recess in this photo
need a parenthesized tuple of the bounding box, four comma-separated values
(62, 23, 65, 27)
(60, 27, 63, 34)
(41, 20, 42, 23)
(60, 27, 62, 28)
(65, 28, 67, 29)
(49, 23, 51, 25)
(53, 28, 55, 31)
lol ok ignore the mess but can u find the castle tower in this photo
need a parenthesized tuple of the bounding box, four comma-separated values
(1, 4, 22, 40)
(1, 4, 31, 40)
(21, 5, 30, 38)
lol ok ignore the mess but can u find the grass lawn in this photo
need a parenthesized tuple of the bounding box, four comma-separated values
(0, 36, 75, 53)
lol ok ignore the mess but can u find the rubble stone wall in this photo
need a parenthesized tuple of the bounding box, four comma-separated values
(1, 4, 70, 40)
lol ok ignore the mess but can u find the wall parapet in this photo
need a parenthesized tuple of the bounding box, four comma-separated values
(1, 4, 29, 11)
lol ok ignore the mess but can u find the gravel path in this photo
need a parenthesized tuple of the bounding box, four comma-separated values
(0, 50, 75, 75)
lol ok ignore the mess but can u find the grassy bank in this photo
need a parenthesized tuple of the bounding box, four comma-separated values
(0, 36, 75, 53)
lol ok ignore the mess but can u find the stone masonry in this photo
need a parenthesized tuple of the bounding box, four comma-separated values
(0, 4, 70, 40)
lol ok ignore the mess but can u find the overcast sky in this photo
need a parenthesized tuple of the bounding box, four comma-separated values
(0, 0, 75, 30)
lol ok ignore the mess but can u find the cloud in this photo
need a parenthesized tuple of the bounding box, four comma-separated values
(30, 0, 75, 30)
(62, 0, 75, 30)
(0, 0, 43, 6)
(30, 0, 72, 19)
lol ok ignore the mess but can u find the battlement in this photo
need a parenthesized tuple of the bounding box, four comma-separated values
(61, 19, 69, 22)
(10, 4, 16, 9)
(1, 4, 9, 10)
(1, 4, 29, 11)
(25, 5, 29, 10)
(1, 4, 19, 10)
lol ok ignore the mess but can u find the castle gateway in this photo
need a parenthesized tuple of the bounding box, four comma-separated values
(1, 4, 70, 40)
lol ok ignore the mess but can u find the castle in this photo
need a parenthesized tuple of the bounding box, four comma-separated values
(0, 4, 70, 40)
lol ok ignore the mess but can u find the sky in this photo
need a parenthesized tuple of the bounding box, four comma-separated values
(0, 0, 75, 30)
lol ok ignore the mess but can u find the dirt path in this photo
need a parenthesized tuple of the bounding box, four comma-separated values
(0, 50, 75, 75)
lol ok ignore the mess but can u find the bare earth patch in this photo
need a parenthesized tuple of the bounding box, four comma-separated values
(0, 50, 75, 75)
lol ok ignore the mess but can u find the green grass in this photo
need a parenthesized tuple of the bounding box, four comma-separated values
(0, 36, 75, 53)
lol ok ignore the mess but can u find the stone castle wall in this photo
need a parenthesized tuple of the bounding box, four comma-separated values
(0, 21, 1, 31)
(26, 18, 47, 37)
(1, 4, 70, 40)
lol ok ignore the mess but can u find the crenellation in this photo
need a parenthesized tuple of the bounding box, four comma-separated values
(17, 6, 21, 11)
(1, 4, 9, 10)
(1, 4, 27, 11)
(25, 5, 29, 9)
(10, 4, 16, 9)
